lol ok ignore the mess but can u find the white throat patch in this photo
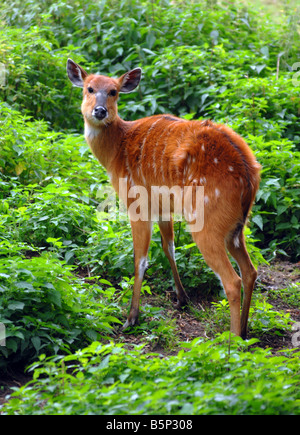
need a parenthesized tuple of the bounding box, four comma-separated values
(84, 123, 100, 140)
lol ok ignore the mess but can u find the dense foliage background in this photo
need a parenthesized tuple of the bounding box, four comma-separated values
(0, 0, 299, 415)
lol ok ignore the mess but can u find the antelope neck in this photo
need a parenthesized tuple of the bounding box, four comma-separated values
(84, 116, 132, 170)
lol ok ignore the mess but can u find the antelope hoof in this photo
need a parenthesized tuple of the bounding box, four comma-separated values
(175, 295, 189, 310)
(241, 330, 248, 340)
(122, 311, 139, 330)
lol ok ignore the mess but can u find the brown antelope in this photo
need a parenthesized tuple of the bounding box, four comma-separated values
(67, 58, 260, 338)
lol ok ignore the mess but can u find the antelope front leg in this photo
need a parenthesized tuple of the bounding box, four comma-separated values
(122, 220, 152, 329)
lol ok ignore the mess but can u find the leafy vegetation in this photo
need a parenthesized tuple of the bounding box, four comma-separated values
(3, 335, 300, 415)
(0, 0, 299, 415)
(0, 250, 124, 370)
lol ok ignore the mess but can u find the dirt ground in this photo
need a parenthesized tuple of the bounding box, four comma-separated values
(1, 260, 299, 408)
(177, 261, 299, 350)
(120, 260, 300, 353)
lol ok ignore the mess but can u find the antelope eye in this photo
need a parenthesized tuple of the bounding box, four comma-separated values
(109, 89, 117, 97)
(87, 87, 94, 93)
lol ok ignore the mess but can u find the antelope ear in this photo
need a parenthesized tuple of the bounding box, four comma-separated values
(119, 68, 142, 93)
(67, 59, 88, 88)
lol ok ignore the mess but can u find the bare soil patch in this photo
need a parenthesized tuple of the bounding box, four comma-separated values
(1, 260, 299, 408)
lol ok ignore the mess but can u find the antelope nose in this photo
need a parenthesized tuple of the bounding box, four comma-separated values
(93, 106, 107, 120)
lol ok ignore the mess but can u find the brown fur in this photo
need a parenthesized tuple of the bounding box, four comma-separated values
(67, 60, 261, 338)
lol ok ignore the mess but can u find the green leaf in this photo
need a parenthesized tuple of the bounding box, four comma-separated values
(252, 214, 263, 230)
(99, 279, 113, 286)
(6, 339, 18, 353)
(260, 46, 269, 58)
(7, 302, 25, 310)
(31, 336, 41, 352)
(48, 289, 62, 308)
(146, 32, 156, 49)
(38, 215, 50, 221)
(0, 273, 10, 279)
(65, 251, 74, 263)
(85, 329, 98, 341)
(14, 282, 34, 291)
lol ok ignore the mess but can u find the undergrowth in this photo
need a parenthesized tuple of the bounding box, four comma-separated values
(0, 0, 299, 415)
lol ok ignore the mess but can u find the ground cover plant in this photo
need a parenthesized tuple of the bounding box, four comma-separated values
(0, 0, 299, 415)
(2, 335, 300, 415)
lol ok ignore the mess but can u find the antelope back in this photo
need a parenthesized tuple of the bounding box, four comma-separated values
(67, 59, 260, 233)
(115, 116, 260, 232)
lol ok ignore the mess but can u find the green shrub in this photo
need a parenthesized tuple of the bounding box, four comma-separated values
(0, 103, 105, 187)
(0, 253, 122, 372)
(0, 0, 299, 414)
(249, 297, 293, 336)
(9, 181, 98, 248)
(1, 0, 299, 260)
(0, 26, 85, 130)
(1, 0, 299, 136)
(250, 136, 300, 260)
(2, 334, 300, 415)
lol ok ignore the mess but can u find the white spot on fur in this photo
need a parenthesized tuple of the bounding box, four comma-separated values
(168, 242, 176, 261)
(214, 158, 218, 164)
(215, 272, 225, 292)
(186, 209, 197, 222)
(139, 257, 148, 280)
(228, 166, 234, 172)
(204, 195, 209, 205)
(152, 137, 161, 178)
(233, 236, 240, 248)
(125, 149, 134, 187)
(160, 143, 167, 182)
(201, 144, 205, 152)
(140, 118, 162, 181)
(215, 188, 220, 198)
